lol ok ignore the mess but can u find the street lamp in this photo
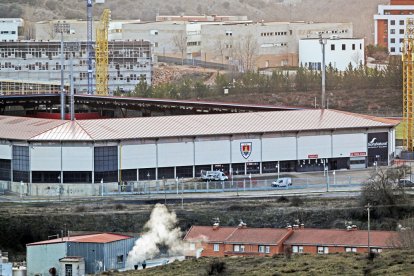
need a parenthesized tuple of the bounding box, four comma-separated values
(147, 172, 151, 198)
(276, 161, 280, 179)
(319, 33, 327, 109)
(100, 178, 104, 197)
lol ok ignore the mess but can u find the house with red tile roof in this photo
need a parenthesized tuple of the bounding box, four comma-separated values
(184, 225, 401, 258)
(284, 227, 400, 254)
(184, 225, 293, 257)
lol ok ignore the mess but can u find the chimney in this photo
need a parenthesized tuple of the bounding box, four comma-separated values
(213, 222, 219, 230)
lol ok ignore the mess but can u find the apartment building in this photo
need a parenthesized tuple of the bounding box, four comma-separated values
(374, 0, 414, 55)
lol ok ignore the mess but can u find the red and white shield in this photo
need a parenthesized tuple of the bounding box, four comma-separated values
(240, 142, 252, 159)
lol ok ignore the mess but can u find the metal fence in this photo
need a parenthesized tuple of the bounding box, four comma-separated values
(105, 175, 366, 196)
(157, 56, 236, 71)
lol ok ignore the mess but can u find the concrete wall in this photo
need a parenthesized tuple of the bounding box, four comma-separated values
(27, 243, 66, 276)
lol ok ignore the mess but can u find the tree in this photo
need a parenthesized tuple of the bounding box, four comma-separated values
(360, 166, 409, 218)
(173, 30, 187, 65)
(233, 33, 258, 72)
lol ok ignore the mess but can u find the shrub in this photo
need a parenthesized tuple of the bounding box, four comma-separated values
(75, 206, 86, 212)
(114, 203, 126, 210)
(277, 196, 289, 203)
(206, 259, 226, 275)
(290, 196, 304, 207)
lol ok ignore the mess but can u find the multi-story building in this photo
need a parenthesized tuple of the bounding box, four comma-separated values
(0, 18, 24, 42)
(374, 0, 414, 55)
(200, 21, 353, 70)
(0, 40, 152, 94)
(299, 37, 365, 71)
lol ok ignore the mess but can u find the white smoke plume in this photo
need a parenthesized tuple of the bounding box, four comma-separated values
(126, 203, 184, 268)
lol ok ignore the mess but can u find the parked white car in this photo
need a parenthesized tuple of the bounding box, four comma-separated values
(271, 177, 292, 187)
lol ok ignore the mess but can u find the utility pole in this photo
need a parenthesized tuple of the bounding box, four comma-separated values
(366, 203, 371, 254)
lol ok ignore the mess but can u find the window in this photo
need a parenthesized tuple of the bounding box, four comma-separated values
(12, 145, 29, 182)
(331, 44, 335, 51)
(259, 245, 265, 253)
(190, 243, 196, 250)
(391, 47, 396, 52)
(154, 42, 158, 47)
(117, 255, 124, 263)
(94, 146, 118, 183)
(390, 20, 395, 25)
(342, 44, 346, 50)
(65, 264, 73, 276)
(317, 246, 329, 254)
(345, 247, 357, 253)
(0, 159, 11, 181)
(400, 29, 405, 35)
(213, 244, 220, 252)
(390, 38, 395, 43)
(292, 246, 304, 253)
(233, 244, 245, 252)
(400, 20, 405, 25)
(352, 43, 356, 50)
(225, 31, 233, 36)
(390, 29, 395, 34)
(265, 246, 270, 253)
(370, 248, 383, 253)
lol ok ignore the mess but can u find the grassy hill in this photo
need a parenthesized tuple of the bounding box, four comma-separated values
(5, 0, 387, 44)
(112, 250, 414, 275)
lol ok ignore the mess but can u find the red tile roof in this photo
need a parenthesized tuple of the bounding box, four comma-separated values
(226, 228, 291, 245)
(184, 226, 237, 243)
(27, 233, 133, 246)
(284, 229, 400, 248)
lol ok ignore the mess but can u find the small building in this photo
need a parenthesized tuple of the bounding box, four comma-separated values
(0, 250, 12, 276)
(299, 37, 364, 71)
(0, 18, 24, 42)
(26, 233, 136, 276)
(59, 257, 85, 276)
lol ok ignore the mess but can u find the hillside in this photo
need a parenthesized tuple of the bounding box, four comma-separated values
(114, 250, 414, 275)
(4, 0, 387, 44)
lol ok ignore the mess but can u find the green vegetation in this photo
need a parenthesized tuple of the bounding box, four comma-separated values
(111, 250, 414, 275)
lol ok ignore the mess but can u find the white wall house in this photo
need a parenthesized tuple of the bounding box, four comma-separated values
(299, 38, 364, 71)
(0, 18, 23, 41)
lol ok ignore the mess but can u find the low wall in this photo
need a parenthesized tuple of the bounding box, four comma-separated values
(9, 182, 119, 197)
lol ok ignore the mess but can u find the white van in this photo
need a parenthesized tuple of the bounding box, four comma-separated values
(201, 170, 228, 181)
(271, 177, 292, 187)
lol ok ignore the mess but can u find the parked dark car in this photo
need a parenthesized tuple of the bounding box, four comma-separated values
(399, 179, 414, 187)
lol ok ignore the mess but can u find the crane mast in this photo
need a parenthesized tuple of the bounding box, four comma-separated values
(95, 9, 111, 95)
(403, 18, 414, 151)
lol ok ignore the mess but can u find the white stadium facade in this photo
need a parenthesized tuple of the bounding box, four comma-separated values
(0, 107, 396, 188)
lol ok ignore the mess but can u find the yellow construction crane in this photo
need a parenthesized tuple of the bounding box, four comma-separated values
(95, 8, 111, 95)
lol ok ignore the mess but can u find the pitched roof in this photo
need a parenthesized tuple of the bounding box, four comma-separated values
(183, 226, 237, 243)
(225, 228, 291, 245)
(0, 109, 397, 142)
(27, 233, 133, 246)
(284, 229, 400, 248)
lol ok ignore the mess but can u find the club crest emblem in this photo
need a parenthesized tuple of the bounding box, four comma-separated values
(240, 142, 252, 159)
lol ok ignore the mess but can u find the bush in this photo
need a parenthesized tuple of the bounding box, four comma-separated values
(75, 206, 86, 212)
(114, 203, 126, 210)
(290, 196, 304, 207)
(207, 259, 226, 275)
(277, 196, 290, 203)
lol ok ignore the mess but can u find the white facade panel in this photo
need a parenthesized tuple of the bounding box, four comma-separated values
(332, 133, 367, 157)
(31, 146, 61, 171)
(158, 142, 194, 167)
(0, 144, 12, 159)
(231, 139, 261, 163)
(262, 137, 297, 161)
(195, 140, 230, 165)
(297, 135, 331, 159)
(120, 144, 156, 169)
(62, 146, 93, 171)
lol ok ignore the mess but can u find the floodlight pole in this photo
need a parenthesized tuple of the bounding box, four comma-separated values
(60, 26, 65, 120)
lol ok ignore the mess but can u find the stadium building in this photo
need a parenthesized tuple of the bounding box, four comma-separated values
(0, 95, 396, 188)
